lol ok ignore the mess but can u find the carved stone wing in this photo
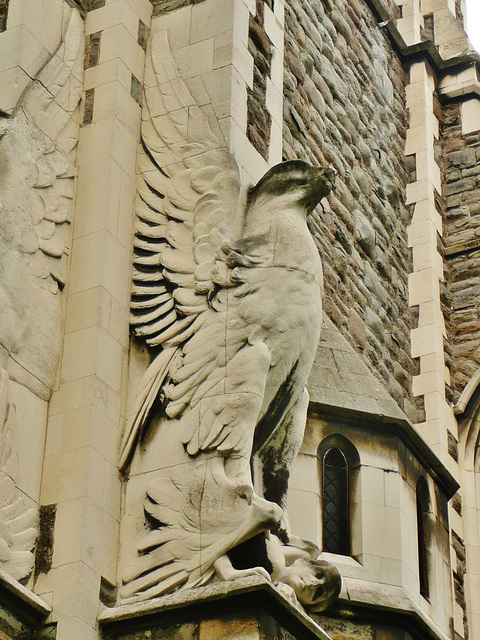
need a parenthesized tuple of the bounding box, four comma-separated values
(120, 457, 279, 603)
(120, 32, 245, 468)
(0, 370, 37, 582)
(130, 30, 243, 349)
(18, 8, 84, 294)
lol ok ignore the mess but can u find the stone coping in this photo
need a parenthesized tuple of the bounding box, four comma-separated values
(309, 317, 409, 426)
(322, 577, 452, 640)
(365, 0, 480, 71)
(98, 576, 333, 640)
(0, 569, 51, 623)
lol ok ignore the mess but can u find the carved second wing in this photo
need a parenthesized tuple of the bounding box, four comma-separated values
(22, 8, 84, 293)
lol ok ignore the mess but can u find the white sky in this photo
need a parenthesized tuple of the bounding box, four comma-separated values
(465, 0, 480, 53)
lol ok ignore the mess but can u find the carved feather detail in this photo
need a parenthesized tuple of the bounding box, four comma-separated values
(0, 370, 37, 582)
(0, 6, 83, 581)
(129, 31, 242, 351)
(120, 458, 279, 604)
(1, 9, 84, 295)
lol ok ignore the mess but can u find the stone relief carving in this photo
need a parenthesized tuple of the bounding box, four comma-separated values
(0, 7, 84, 397)
(0, 368, 37, 582)
(119, 30, 340, 610)
(0, 8, 83, 581)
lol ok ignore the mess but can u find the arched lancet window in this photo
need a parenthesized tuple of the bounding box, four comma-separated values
(318, 434, 360, 558)
(322, 447, 350, 556)
(417, 477, 431, 601)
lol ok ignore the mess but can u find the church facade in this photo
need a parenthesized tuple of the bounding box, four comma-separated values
(0, 0, 479, 639)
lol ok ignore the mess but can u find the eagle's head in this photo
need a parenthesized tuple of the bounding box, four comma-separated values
(247, 160, 336, 214)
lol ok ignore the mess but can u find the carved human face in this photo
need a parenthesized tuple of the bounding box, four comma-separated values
(283, 558, 341, 609)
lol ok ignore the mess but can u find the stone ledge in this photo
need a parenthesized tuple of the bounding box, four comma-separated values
(99, 576, 332, 640)
(364, 0, 480, 74)
(0, 568, 51, 627)
(319, 578, 452, 640)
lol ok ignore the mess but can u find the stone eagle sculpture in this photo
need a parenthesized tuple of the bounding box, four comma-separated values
(118, 30, 339, 608)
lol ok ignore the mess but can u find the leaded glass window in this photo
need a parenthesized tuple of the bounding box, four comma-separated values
(322, 447, 349, 556)
(417, 478, 431, 600)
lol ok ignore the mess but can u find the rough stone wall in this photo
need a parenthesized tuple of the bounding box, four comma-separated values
(103, 610, 303, 640)
(283, 0, 416, 418)
(314, 615, 374, 640)
(0, 602, 54, 640)
(247, 0, 272, 160)
(150, 0, 206, 16)
(442, 102, 480, 401)
(0, 0, 9, 32)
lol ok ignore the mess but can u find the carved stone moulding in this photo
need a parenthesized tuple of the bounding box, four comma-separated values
(100, 576, 331, 640)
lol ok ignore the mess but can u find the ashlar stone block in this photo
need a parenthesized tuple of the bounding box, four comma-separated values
(99, 23, 145, 80)
(412, 241, 444, 276)
(85, 58, 132, 92)
(405, 178, 433, 206)
(5, 0, 64, 55)
(191, 0, 235, 43)
(7, 379, 48, 503)
(41, 445, 106, 506)
(123, 0, 152, 25)
(74, 160, 123, 239)
(412, 370, 446, 396)
(461, 98, 480, 135)
(61, 325, 124, 391)
(175, 38, 215, 79)
(93, 80, 142, 136)
(86, 0, 139, 39)
(408, 269, 440, 307)
(411, 324, 445, 358)
(0, 65, 31, 112)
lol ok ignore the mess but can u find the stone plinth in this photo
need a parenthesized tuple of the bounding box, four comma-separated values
(0, 569, 52, 639)
(99, 577, 331, 640)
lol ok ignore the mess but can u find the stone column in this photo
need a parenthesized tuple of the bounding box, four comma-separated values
(35, 1, 152, 639)
(407, 60, 458, 478)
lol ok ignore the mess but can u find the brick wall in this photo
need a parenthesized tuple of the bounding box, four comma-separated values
(283, 0, 417, 419)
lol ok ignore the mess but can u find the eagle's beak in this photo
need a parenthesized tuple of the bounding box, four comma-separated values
(319, 167, 336, 193)
(304, 167, 336, 213)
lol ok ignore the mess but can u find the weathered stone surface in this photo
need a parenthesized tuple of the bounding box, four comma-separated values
(283, 0, 414, 415)
(0, 9, 83, 396)
(0, 6, 83, 586)
(314, 616, 373, 640)
(247, 6, 272, 160)
(151, 0, 206, 16)
(307, 317, 409, 425)
(443, 102, 480, 401)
